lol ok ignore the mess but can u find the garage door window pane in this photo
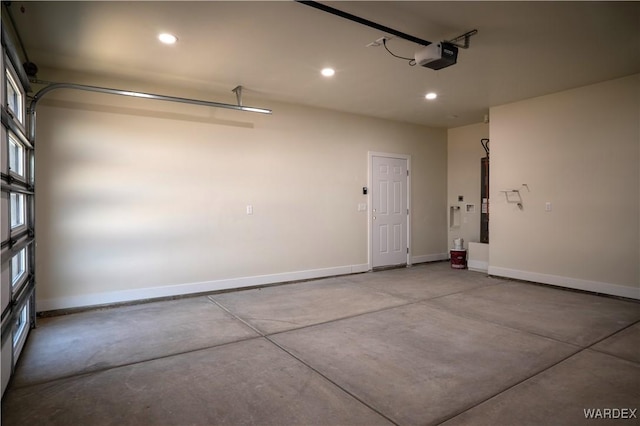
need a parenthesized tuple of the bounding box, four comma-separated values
(6, 67, 24, 123)
(13, 302, 29, 356)
(10, 193, 25, 229)
(11, 248, 26, 288)
(8, 133, 24, 177)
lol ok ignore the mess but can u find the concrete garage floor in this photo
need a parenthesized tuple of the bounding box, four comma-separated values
(2, 262, 639, 425)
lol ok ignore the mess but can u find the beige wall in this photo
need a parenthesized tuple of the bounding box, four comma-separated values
(447, 122, 489, 249)
(34, 70, 448, 310)
(489, 74, 639, 299)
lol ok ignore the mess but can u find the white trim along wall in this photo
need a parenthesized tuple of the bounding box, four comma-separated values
(488, 266, 639, 300)
(37, 263, 369, 311)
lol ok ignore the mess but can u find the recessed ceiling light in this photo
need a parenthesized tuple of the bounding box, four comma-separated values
(158, 33, 178, 44)
(425, 92, 437, 100)
(321, 68, 335, 77)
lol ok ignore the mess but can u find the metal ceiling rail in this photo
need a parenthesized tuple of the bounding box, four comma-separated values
(0, 24, 31, 90)
(28, 82, 272, 141)
(296, 0, 432, 46)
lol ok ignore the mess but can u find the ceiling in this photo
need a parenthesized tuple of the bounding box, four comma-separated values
(7, 1, 640, 128)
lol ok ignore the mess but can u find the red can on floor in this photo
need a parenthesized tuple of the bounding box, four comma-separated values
(450, 249, 467, 269)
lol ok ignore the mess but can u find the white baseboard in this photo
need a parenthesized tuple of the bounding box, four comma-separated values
(488, 266, 640, 300)
(468, 260, 489, 273)
(411, 253, 449, 264)
(36, 263, 371, 312)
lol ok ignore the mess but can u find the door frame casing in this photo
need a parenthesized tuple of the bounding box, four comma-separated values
(367, 151, 412, 270)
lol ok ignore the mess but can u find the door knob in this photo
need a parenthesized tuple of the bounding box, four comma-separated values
(373, 216, 376, 220)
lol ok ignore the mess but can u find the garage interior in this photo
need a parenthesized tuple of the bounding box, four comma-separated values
(1, 1, 639, 425)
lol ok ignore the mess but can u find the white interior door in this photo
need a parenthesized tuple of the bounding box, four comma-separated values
(371, 155, 408, 268)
